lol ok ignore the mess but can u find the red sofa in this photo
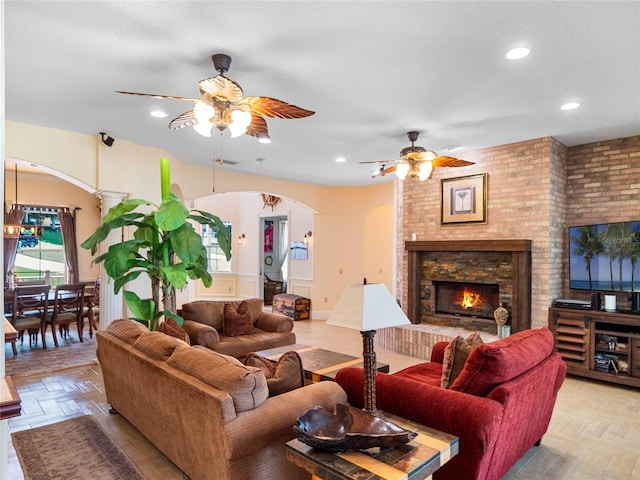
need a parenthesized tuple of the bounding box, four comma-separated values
(334, 326, 566, 480)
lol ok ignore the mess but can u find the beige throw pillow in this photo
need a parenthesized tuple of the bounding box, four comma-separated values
(440, 332, 484, 389)
(244, 351, 305, 396)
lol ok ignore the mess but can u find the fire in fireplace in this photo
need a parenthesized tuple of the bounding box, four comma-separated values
(435, 281, 500, 320)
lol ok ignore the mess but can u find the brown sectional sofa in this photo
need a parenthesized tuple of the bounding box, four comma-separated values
(97, 319, 347, 480)
(180, 298, 296, 358)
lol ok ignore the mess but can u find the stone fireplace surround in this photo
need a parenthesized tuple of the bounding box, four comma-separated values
(405, 239, 532, 333)
(376, 240, 531, 360)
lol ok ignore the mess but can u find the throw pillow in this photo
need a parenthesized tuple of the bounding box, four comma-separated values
(158, 317, 190, 345)
(244, 351, 305, 396)
(440, 332, 484, 389)
(223, 301, 255, 337)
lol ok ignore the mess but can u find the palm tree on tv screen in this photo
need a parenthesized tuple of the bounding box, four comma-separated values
(572, 225, 604, 290)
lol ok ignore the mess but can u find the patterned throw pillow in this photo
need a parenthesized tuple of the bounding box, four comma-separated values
(223, 301, 255, 337)
(158, 317, 190, 345)
(244, 351, 305, 396)
(440, 332, 484, 388)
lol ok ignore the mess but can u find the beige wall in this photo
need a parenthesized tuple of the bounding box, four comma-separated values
(5, 121, 396, 315)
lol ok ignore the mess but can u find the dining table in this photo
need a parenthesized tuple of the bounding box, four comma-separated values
(4, 285, 97, 348)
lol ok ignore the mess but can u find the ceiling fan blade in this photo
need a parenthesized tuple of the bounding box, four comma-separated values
(116, 91, 199, 102)
(359, 160, 396, 165)
(168, 110, 198, 130)
(198, 75, 244, 102)
(381, 165, 397, 175)
(240, 96, 315, 119)
(244, 114, 270, 139)
(432, 156, 475, 168)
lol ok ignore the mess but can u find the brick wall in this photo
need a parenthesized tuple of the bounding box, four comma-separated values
(566, 135, 640, 307)
(397, 136, 567, 328)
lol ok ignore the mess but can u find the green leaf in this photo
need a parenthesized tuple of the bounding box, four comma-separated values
(162, 263, 188, 290)
(190, 210, 232, 261)
(124, 291, 156, 328)
(156, 193, 189, 231)
(186, 264, 212, 287)
(81, 223, 112, 255)
(169, 224, 205, 264)
(114, 270, 145, 293)
(99, 241, 145, 279)
(104, 199, 154, 223)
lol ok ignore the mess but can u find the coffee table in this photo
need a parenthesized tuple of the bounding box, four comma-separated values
(253, 344, 389, 382)
(286, 411, 459, 480)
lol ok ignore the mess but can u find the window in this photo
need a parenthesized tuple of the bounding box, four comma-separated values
(202, 222, 232, 273)
(14, 207, 66, 285)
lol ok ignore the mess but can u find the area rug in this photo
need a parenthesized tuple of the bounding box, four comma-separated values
(11, 415, 144, 480)
(4, 329, 99, 377)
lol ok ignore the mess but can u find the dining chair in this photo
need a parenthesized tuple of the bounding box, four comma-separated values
(82, 279, 100, 337)
(4, 289, 18, 356)
(47, 283, 85, 347)
(13, 284, 51, 349)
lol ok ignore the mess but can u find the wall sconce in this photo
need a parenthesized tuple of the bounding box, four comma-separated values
(100, 132, 115, 147)
(304, 231, 312, 244)
(238, 233, 246, 245)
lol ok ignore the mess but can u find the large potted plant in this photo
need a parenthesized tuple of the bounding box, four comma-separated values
(81, 158, 231, 330)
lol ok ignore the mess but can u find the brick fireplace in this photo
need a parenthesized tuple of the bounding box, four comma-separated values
(405, 240, 532, 334)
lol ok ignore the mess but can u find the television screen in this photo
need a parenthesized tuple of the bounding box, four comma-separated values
(569, 221, 640, 292)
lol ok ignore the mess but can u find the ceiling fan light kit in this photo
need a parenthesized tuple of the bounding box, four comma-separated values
(117, 53, 314, 142)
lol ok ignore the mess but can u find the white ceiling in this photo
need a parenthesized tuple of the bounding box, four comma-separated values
(5, 1, 640, 187)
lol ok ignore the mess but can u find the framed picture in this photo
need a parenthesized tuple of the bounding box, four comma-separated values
(441, 173, 487, 225)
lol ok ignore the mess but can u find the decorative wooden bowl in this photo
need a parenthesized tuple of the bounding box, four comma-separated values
(293, 404, 417, 452)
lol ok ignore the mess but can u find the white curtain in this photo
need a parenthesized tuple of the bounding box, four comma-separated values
(275, 219, 288, 281)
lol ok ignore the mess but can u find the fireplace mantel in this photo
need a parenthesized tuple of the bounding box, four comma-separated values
(405, 239, 532, 333)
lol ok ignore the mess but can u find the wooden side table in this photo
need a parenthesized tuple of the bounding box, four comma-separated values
(4, 318, 18, 356)
(0, 376, 22, 420)
(286, 412, 458, 480)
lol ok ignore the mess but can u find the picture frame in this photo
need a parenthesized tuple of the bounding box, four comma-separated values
(441, 173, 487, 225)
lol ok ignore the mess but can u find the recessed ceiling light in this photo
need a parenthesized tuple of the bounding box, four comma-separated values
(258, 137, 272, 144)
(444, 145, 461, 152)
(506, 47, 530, 60)
(561, 102, 581, 111)
(150, 110, 168, 118)
(335, 156, 346, 163)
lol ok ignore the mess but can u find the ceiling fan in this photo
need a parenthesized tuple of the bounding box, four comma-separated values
(117, 54, 315, 142)
(361, 131, 474, 181)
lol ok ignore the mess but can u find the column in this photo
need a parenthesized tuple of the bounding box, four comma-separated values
(97, 191, 128, 329)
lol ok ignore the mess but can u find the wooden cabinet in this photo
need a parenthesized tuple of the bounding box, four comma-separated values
(549, 307, 640, 388)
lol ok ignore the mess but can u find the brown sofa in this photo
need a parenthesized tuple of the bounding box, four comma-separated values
(180, 298, 296, 358)
(97, 319, 347, 480)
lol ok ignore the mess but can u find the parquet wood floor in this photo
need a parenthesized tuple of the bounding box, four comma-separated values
(5, 319, 640, 479)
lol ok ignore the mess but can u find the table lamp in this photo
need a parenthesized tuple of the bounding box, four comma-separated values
(326, 279, 410, 413)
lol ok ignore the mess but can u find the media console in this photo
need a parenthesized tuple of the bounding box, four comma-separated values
(548, 307, 640, 388)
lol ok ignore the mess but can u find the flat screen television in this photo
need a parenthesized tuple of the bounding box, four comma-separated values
(569, 221, 640, 292)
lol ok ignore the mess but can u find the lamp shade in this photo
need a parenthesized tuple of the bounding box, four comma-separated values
(326, 282, 410, 332)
